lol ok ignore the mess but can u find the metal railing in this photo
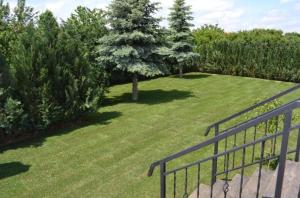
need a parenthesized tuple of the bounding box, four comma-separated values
(205, 84, 300, 184)
(204, 84, 300, 136)
(148, 87, 300, 198)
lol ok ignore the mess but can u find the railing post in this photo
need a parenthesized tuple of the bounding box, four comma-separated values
(295, 128, 300, 162)
(211, 125, 219, 185)
(160, 162, 166, 198)
(274, 111, 292, 198)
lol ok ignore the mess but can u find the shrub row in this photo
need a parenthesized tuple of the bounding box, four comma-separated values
(0, 2, 107, 143)
(193, 26, 300, 82)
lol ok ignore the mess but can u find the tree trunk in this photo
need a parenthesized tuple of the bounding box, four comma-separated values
(179, 68, 183, 78)
(132, 73, 138, 101)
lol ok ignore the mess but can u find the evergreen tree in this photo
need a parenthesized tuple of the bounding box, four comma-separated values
(168, 0, 199, 77)
(8, 11, 60, 129)
(97, 0, 168, 101)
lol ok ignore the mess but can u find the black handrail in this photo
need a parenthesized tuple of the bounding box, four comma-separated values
(148, 100, 300, 177)
(164, 131, 285, 176)
(204, 84, 300, 136)
(214, 97, 300, 136)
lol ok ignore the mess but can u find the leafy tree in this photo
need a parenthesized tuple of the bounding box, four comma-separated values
(12, 0, 36, 29)
(4, 0, 36, 68)
(97, 0, 168, 101)
(285, 32, 300, 41)
(64, 6, 108, 65)
(193, 24, 224, 46)
(0, 44, 7, 86)
(56, 26, 107, 118)
(168, 0, 199, 77)
(0, 0, 9, 26)
(192, 25, 225, 68)
(0, 95, 28, 135)
(0, 0, 10, 86)
(60, 7, 108, 117)
(0, 1, 108, 138)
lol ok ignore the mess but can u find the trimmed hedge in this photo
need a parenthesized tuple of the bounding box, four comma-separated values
(193, 26, 300, 82)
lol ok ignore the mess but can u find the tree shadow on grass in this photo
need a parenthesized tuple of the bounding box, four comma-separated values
(103, 89, 194, 106)
(0, 111, 122, 153)
(0, 162, 30, 180)
(178, 74, 211, 80)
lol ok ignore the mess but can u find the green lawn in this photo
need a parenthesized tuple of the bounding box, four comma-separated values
(0, 73, 298, 198)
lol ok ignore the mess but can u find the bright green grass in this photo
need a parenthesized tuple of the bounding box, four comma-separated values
(0, 73, 298, 198)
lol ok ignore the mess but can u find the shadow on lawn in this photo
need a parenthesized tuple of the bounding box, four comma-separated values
(103, 89, 194, 106)
(0, 111, 122, 153)
(171, 73, 211, 80)
(181, 74, 211, 80)
(0, 162, 30, 180)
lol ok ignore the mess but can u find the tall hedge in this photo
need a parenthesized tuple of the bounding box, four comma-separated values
(0, 1, 108, 139)
(193, 26, 300, 82)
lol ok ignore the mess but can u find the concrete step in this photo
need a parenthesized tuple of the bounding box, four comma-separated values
(189, 161, 300, 198)
(189, 180, 225, 198)
(241, 168, 274, 198)
(262, 160, 300, 198)
(223, 174, 250, 198)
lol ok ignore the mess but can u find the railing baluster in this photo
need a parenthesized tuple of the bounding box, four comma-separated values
(256, 140, 266, 198)
(184, 168, 188, 198)
(265, 121, 268, 135)
(273, 116, 279, 156)
(239, 130, 247, 198)
(212, 125, 219, 185)
(223, 153, 230, 198)
(275, 111, 292, 198)
(211, 124, 219, 198)
(295, 128, 300, 162)
(224, 137, 228, 171)
(197, 164, 200, 198)
(210, 163, 214, 198)
(243, 129, 247, 144)
(173, 172, 176, 198)
(252, 125, 257, 163)
(160, 163, 166, 198)
(232, 134, 237, 168)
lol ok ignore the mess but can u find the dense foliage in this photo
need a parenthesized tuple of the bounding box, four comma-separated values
(0, 0, 107, 140)
(1, 0, 300, 144)
(167, 0, 199, 77)
(193, 26, 300, 82)
(96, 0, 168, 100)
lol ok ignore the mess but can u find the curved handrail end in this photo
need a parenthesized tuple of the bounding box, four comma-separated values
(148, 161, 160, 177)
(204, 125, 214, 136)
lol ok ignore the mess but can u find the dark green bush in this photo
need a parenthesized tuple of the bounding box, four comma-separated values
(193, 26, 300, 82)
(0, 1, 108, 140)
(0, 89, 27, 134)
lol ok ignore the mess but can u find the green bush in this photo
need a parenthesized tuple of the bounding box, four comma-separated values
(0, 1, 108, 138)
(0, 89, 28, 134)
(193, 26, 300, 82)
